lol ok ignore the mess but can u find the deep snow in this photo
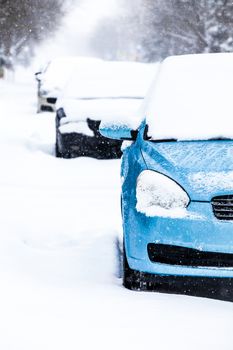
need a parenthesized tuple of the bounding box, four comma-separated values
(0, 69, 233, 350)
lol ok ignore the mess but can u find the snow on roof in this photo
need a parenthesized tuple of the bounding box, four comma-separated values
(61, 61, 157, 99)
(40, 56, 102, 94)
(145, 53, 233, 141)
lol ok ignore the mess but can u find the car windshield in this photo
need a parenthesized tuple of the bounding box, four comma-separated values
(144, 53, 233, 142)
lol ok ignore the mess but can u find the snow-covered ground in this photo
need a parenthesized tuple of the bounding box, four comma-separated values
(0, 70, 233, 350)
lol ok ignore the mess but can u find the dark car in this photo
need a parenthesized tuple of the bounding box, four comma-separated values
(55, 60, 155, 159)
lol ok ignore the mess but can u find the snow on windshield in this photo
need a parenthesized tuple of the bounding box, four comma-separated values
(145, 53, 233, 141)
(59, 97, 143, 128)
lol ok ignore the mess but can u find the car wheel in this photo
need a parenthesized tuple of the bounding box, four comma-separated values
(62, 151, 72, 159)
(55, 141, 62, 158)
(123, 245, 148, 291)
(37, 103, 42, 113)
(55, 123, 62, 158)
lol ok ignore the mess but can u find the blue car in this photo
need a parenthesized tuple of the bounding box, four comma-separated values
(100, 53, 233, 299)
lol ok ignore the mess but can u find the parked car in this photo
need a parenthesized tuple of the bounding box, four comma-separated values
(100, 53, 233, 299)
(35, 57, 101, 112)
(55, 61, 156, 159)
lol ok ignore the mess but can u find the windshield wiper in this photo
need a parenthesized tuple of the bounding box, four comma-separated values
(208, 137, 233, 141)
(149, 138, 178, 143)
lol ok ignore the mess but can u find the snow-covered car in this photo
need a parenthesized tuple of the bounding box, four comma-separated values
(35, 57, 101, 113)
(55, 61, 156, 159)
(100, 53, 233, 298)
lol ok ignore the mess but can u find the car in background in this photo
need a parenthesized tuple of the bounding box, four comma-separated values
(55, 60, 156, 159)
(100, 53, 233, 300)
(35, 57, 101, 112)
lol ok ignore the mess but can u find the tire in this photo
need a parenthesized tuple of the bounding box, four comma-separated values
(37, 103, 42, 113)
(55, 141, 62, 158)
(123, 245, 148, 291)
(55, 123, 62, 158)
(62, 151, 71, 159)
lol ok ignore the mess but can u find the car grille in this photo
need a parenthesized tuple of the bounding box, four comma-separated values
(41, 105, 54, 112)
(47, 97, 57, 104)
(212, 195, 233, 220)
(147, 243, 233, 267)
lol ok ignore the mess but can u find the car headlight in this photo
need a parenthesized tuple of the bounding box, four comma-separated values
(136, 170, 189, 216)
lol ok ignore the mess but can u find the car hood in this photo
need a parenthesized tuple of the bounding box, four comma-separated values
(141, 140, 233, 201)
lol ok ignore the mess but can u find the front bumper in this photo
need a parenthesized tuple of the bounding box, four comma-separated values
(57, 130, 122, 159)
(38, 96, 57, 112)
(125, 201, 233, 278)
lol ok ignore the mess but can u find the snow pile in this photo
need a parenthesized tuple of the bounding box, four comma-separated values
(145, 53, 233, 141)
(136, 170, 190, 218)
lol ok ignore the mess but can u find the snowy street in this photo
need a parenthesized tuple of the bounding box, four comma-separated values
(0, 71, 233, 350)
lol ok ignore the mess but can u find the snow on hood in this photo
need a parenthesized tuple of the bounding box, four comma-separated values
(142, 140, 233, 201)
(144, 53, 233, 141)
(59, 97, 143, 128)
(188, 171, 233, 194)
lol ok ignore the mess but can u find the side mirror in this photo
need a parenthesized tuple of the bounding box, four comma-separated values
(99, 123, 138, 141)
(35, 72, 42, 81)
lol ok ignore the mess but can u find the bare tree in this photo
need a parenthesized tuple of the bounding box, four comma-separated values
(139, 0, 233, 61)
(0, 0, 68, 65)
